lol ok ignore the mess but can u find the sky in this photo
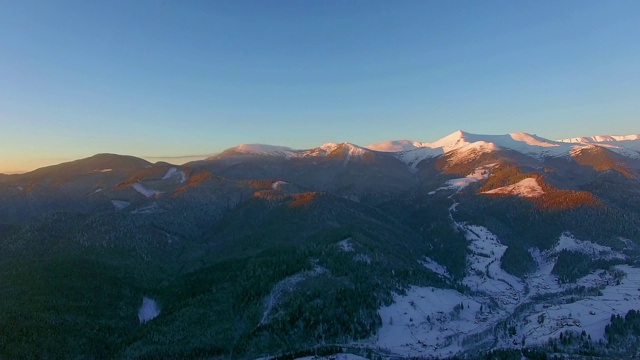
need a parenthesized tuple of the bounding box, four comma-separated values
(1, 0, 639, 173)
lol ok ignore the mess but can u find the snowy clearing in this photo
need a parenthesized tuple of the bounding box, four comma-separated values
(549, 232, 625, 260)
(419, 257, 451, 280)
(132, 183, 162, 198)
(138, 297, 160, 324)
(111, 200, 130, 210)
(162, 167, 177, 179)
(481, 177, 544, 198)
(162, 167, 187, 183)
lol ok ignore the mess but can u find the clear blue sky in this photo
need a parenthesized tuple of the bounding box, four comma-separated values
(1, 0, 639, 172)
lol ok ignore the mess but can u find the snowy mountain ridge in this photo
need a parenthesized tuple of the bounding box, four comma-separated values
(374, 130, 640, 164)
(559, 134, 640, 143)
(215, 142, 371, 160)
(214, 130, 640, 166)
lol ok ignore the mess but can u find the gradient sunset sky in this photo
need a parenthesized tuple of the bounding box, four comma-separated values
(1, 0, 639, 173)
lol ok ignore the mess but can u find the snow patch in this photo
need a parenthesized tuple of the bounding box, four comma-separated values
(161, 167, 187, 183)
(162, 167, 177, 179)
(354, 253, 372, 264)
(481, 177, 544, 198)
(138, 297, 160, 324)
(338, 238, 354, 252)
(111, 200, 130, 210)
(271, 180, 288, 191)
(132, 183, 162, 198)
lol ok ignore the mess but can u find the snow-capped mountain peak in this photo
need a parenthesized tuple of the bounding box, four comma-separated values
(428, 129, 472, 151)
(303, 142, 370, 158)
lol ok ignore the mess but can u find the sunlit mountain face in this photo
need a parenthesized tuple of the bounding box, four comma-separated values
(2, 131, 640, 359)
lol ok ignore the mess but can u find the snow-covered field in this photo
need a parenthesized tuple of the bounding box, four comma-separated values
(550, 232, 625, 260)
(375, 286, 491, 357)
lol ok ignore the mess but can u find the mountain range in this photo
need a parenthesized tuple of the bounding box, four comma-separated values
(1, 130, 640, 359)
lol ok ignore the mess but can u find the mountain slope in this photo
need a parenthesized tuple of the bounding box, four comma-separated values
(1, 130, 640, 359)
